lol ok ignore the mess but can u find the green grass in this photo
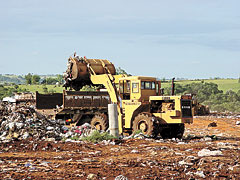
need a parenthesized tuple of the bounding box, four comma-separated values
(161, 79, 240, 93)
(17, 84, 64, 93)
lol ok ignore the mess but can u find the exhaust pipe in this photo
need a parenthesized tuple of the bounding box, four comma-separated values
(171, 77, 175, 96)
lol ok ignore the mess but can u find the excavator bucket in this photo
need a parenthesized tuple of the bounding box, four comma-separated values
(63, 54, 116, 91)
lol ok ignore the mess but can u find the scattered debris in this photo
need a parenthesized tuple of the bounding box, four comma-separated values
(131, 149, 139, 153)
(229, 165, 240, 173)
(195, 171, 206, 178)
(0, 102, 240, 179)
(115, 175, 128, 180)
(208, 122, 217, 127)
(87, 173, 98, 180)
(198, 148, 223, 157)
(178, 156, 199, 166)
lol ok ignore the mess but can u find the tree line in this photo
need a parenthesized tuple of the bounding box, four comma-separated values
(1, 71, 240, 113)
(24, 73, 63, 85)
(164, 82, 240, 113)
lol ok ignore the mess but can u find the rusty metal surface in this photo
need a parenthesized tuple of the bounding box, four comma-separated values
(63, 54, 116, 90)
(36, 91, 110, 116)
(36, 92, 63, 109)
(63, 91, 110, 108)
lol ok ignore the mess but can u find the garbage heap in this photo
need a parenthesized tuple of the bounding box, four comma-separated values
(0, 102, 66, 141)
(0, 102, 94, 143)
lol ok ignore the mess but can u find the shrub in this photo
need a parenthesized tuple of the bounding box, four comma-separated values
(164, 82, 240, 113)
(81, 130, 116, 143)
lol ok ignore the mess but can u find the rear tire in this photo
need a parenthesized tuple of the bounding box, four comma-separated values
(91, 114, 108, 131)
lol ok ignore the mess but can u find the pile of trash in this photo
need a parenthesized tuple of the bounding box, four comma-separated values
(0, 102, 63, 141)
(0, 102, 94, 142)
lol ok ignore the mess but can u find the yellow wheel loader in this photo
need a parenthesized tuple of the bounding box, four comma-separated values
(40, 53, 193, 138)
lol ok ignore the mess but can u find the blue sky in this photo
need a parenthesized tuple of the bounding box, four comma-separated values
(0, 0, 239, 79)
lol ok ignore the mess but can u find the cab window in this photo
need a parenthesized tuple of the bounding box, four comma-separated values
(126, 81, 130, 93)
(141, 81, 155, 90)
(156, 83, 159, 94)
(152, 82, 155, 89)
(119, 80, 131, 100)
(145, 82, 151, 89)
(119, 81, 124, 93)
(141, 82, 145, 89)
(132, 83, 139, 93)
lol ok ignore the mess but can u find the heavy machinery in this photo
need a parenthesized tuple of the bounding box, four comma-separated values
(59, 53, 193, 138)
(36, 90, 111, 128)
(191, 94, 210, 116)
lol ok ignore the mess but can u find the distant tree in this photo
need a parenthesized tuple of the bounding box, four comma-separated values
(41, 79, 46, 84)
(46, 77, 58, 85)
(56, 74, 63, 84)
(225, 90, 240, 102)
(25, 73, 32, 84)
(0, 85, 15, 100)
(116, 67, 131, 76)
(162, 77, 167, 83)
(174, 84, 186, 94)
(0, 85, 7, 99)
(238, 76, 240, 83)
(237, 90, 240, 97)
(32, 75, 41, 84)
(14, 84, 19, 89)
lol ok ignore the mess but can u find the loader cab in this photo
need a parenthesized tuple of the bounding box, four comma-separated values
(119, 76, 161, 102)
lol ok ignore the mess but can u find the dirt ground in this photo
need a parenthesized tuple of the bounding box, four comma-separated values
(0, 115, 240, 179)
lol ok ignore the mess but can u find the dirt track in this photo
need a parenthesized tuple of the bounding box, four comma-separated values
(0, 116, 240, 179)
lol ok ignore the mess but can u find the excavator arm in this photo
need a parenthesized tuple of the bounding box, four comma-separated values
(63, 53, 127, 133)
(90, 73, 126, 133)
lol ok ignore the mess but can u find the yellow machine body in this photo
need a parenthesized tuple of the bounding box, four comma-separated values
(64, 54, 193, 137)
(90, 74, 193, 135)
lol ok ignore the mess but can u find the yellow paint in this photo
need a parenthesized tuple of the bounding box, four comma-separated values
(123, 101, 142, 129)
(90, 74, 193, 134)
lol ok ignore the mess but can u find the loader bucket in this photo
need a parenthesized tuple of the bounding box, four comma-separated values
(63, 55, 116, 91)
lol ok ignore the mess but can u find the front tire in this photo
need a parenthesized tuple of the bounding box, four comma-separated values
(132, 114, 158, 137)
